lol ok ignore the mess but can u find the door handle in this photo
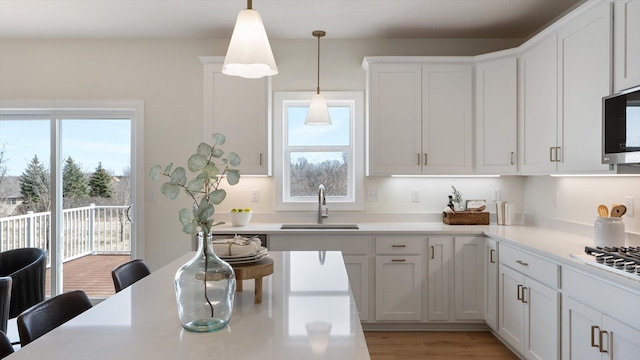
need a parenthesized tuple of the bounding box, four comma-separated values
(521, 286, 528, 304)
(517, 284, 523, 301)
(550, 147, 555, 162)
(510, 151, 515, 165)
(590, 325, 599, 348)
(417, 153, 421, 166)
(424, 153, 428, 166)
(599, 329, 609, 353)
(259, 153, 263, 166)
(490, 249, 496, 263)
(555, 147, 561, 162)
(430, 245, 435, 259)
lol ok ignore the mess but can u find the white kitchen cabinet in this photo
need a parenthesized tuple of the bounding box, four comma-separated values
(363, 57, 473, 175)
(562, 267, 640, 360)
(484, 237, 499, 330)
(200, 57, 271, 175)
(614, 0, 640, 91)
(519, 2, 612, 174)
(426, 236, 484, 322)
(557, 1, 612, 173)
(268, 235, 372, 321)
(499, 244, 560, 360)
(474, 53, 518, 174)
(375, 237, 422, 321)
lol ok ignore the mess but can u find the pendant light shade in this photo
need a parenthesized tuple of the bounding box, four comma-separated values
(305, 30, 331, 125)
(223, 0, 278, 79)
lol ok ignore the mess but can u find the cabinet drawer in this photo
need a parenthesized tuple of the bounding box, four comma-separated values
(500, 244, 560, 288)
(375, 237, 423, 255)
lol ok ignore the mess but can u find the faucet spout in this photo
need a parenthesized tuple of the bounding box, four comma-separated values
(317, 184, 328, 224)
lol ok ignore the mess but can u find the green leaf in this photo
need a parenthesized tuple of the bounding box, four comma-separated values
(179, 208, 193, 225)
(211, 133, 226, 146)
(186, 179, 204, 192)
(163, 163, 173, 175)
(209, 189, 226, 205)
(161, 183, 181, 200)
(203, 163, 219, 178)
(170, 167, 186, 185)
(182, 222, 194, 234)
(187, 154, 208, 172)
(149, 165, 162, 180)
(226, 170, 240, 185)
(195, 172, 209, 180)
(197, 142, 212, 157)
(212, 148, 224, 158)
(212, 221, 225, 228)
(227, 152, 241, 167)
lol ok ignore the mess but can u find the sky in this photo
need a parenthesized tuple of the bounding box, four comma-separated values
(0, 119, 131, 177)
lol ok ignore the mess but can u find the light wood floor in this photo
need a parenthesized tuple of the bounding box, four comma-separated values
(364, 331, 519, 360)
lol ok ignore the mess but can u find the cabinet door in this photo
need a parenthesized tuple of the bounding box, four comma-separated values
(422, 64, 473, 174)
(614, 0, 640, 91)
(562, 297, 603, 360)
(519, 35, 559, 174)
(499, 264, 526, 353)
(603, 314, 640, 360)
(427, 236, 453, 321)
(524, 276, 560, 360)
(454, 236, 484, 320)
(484, 238, 499, 330)
(475, 56, 518, 174)
(202, 57, 270, 175)
(557, 1, 612, 173)
(344, 255, 370, 322)
(368, 64, 422, 175)
(375, 255, 422, 321)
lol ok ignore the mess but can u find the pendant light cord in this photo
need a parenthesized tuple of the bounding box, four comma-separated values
(312, 30, 325, 95)
(247, 0, 252, 10)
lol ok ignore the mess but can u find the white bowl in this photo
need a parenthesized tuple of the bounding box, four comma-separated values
(229, 211, 252, 226)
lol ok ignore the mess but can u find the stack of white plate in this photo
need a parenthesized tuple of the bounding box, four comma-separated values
(219, 247, 269, 265)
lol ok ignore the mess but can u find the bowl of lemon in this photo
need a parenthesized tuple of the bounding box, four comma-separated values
(229, 208, 253, 226)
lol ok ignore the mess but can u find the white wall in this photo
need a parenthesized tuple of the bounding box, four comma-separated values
(0, 36, 535, 269)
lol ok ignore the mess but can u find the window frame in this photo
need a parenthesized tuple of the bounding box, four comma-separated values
(273, 91, 364, 211)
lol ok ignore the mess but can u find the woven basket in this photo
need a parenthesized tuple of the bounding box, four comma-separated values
(442, 211, 490, 225)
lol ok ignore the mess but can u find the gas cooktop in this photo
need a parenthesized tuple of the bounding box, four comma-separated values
(571, 246, 640, 281)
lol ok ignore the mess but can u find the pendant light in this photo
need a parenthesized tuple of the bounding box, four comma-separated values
(305, 30, 331, 125)
(223, 0, 278, 79)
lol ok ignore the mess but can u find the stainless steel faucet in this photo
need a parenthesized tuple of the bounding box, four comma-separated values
(317, 184, 328, 224)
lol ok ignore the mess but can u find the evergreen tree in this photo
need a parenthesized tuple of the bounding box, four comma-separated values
(63, 157, 89, 199)
(88, 162, 113, 198)
(19, 155, 50, 207)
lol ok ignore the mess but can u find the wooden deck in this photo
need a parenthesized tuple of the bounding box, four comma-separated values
(45, 254, 132, 298)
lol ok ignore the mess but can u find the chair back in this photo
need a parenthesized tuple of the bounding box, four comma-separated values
(0, 278, 11, 334)
(17, 290, 92, 346)
(0, 248, 47, 318)
(0, 331, 14, 359)
(111, 259, 151, 293)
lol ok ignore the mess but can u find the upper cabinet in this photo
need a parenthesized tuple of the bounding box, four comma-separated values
(614, 0, 640, 91)
(519, 1, 612, 174)
(474, 53, 518, 174)
(200, 57, 271, 176)
(364, 57, 473, 176)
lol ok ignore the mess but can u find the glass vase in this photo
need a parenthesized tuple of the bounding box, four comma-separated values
(174, 232, 236, 332)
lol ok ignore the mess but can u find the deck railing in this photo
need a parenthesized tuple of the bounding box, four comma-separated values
(0, 204, 131, 265)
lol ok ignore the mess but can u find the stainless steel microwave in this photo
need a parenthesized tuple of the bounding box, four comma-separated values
(602, 85, 640, 164)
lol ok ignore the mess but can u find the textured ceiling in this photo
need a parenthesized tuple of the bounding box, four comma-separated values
(0, 0, 585, 40)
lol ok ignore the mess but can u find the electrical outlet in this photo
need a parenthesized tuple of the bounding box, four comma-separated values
(251, 189, 260, 203)
(368, 188, 380, 202)
(492, 189, 501, 201)
(411, 190, 420, 203)
(625, 196, 634, 217)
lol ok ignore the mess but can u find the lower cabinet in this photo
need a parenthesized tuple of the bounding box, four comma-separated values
(499, 264, 559, 360)
(562, 267, 640, 360)
(484, 237, 499, 330)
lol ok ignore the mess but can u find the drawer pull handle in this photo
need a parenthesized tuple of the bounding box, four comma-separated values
(517, 284, 523, 301)
(516, 260, 529, 266)
(591, 325, 599, 348)
(599, 329, 608, 353)
(391, 259, 406, 262)
(490, 249, 496, 264)
(391, 244, 407, 248)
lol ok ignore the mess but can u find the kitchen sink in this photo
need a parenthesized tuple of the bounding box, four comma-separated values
(280, 223, 359, 230)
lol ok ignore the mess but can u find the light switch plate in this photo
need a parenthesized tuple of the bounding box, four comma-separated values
(368, 188, 380, 202)
(625, 196, 634, 217)
(411, 190, 420, 203)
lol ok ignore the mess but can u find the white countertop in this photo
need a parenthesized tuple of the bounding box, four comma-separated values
(7, 251, 370, 360)
(211, 222, 640, 292)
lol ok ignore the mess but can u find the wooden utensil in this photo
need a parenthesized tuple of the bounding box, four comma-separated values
(611, 204, 627, 217)
(597, 205, 609, 217)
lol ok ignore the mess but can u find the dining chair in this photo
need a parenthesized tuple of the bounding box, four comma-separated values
(16, 290, 92, 346)
(0, 277, 11, 334)
(111, 259, 151, 293)
(0, 248, 46, 318)
(0, 331, 14, 359)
